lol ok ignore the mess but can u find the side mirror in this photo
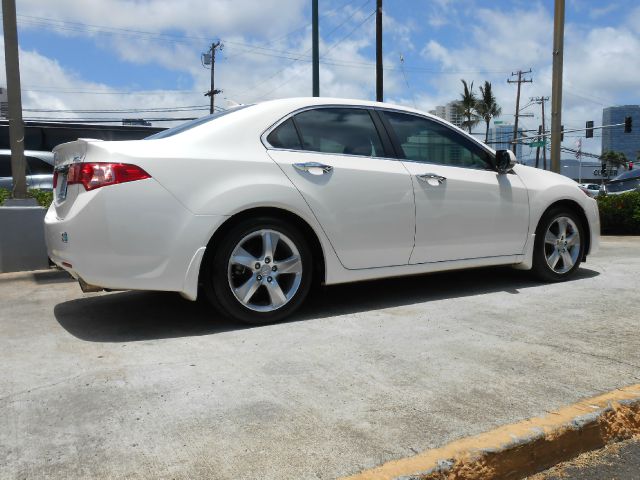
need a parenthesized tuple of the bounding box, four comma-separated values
(495, 150, 517, 173)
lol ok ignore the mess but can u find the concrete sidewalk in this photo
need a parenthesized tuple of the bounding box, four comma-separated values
(1, 237, 639, 479)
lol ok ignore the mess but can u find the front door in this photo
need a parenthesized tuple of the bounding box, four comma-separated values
(380, 110, 530, 264)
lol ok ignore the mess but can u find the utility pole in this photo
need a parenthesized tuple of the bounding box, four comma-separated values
(2, 0, 27, 199)
(375, 0, 383, 102)
(203, 41, 223, 114)
(507, 69, 532, 155)
(531, 96, 549, 169)
(550, 0, 565, 174)
(312, 0, 319, 97)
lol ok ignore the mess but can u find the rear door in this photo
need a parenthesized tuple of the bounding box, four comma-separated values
(265, 106, 415, 269)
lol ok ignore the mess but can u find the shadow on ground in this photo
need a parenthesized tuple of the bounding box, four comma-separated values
(54, 266, 599, 343)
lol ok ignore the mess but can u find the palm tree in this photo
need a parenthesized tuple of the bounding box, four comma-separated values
(476, 81, 502, 144)
(600, 151, 628, 179)
(457, 79, 480, 134)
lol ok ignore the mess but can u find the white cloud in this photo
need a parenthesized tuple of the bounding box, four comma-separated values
(417, 4, 639, 156)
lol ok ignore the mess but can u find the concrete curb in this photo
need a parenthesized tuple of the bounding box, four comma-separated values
(343, 384, 640, 480)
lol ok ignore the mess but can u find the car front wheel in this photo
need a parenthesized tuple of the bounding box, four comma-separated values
(532, 207, 585, 282)
(204, 217, 313, 324)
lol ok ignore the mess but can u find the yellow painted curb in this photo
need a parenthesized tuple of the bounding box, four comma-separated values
(343, 384, 640, 480)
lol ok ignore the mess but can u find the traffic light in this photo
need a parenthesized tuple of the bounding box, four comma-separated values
(629, 162, 634, 171)
(585, 121, 594, 138)
(624, 116, 632, 133)
(561, 125, 564, 141)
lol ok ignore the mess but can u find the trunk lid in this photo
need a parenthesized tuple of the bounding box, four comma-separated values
(52, 139, 102, 218)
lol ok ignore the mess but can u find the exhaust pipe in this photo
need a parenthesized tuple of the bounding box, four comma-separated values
(78, 278, 105, 293)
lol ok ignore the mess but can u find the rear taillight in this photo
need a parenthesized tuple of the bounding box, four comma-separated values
(67, 163, 151, 191)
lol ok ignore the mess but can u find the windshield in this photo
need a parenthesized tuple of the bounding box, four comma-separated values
(145, 104, 253, 139)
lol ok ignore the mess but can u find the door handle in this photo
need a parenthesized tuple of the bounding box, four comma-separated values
(293, 162, 333, 174)
(417, 173, 446, 185)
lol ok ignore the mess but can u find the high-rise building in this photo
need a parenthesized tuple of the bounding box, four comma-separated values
(488, 125, 523, 160)
(0, 88, 8, 119)
(429, 101, 463, 128)
(602, 105, 640, 163)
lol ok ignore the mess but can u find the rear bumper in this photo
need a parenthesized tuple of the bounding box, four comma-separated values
(45, 178, 226, 299)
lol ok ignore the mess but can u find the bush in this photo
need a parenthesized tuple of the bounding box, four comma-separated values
(0, 187, 53, 209)
(28, 189, 54, 209)
(597, 191, 640, 234)
(0, 188, 9, 206)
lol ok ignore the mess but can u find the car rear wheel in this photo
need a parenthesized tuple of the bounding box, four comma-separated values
(531, 207, 585, 282)
(204, 217, 313, 324)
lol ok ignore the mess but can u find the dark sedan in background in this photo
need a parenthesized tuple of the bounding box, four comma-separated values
(605, 169, 640, 195)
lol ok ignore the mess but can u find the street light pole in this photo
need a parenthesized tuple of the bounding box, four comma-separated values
(2, 0, 27, 199)
(550, 0, 565, 174)
(375, 0, 383, 102)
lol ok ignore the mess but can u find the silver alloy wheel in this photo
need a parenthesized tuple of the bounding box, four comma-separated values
(544, 216, 581, 274)
(227, 229, 303, 312)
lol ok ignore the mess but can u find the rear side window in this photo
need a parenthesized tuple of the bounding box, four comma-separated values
(293, 108, 385, 157)
(0, 154, 11, 177)
(383, 111, 492, 169)
(267, 119, 302, 150)
(26, 156, 53, 175)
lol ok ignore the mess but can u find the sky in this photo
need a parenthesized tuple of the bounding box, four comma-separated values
(1, 0, 639, 160)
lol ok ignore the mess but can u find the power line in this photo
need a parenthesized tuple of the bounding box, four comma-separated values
(23, 105, 210, 113)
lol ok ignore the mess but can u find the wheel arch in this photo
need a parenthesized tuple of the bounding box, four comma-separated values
(536, 199, 591, 259)
(198, 206, 327, 291)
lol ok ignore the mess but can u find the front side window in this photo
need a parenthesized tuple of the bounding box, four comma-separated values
(292, 108, 385, 157)
(383, 111, 492, 169)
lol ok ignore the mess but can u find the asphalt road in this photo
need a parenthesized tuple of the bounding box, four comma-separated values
(1, 237, 639, 479)
(529, 437, 640, 480)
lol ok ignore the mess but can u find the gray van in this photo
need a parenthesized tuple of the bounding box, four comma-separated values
(0, 149, 55, 190)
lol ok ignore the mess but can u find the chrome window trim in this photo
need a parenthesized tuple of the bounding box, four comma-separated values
(260, 103, 499, 169)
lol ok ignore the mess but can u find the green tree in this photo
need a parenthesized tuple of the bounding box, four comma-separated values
(457, 79, 480, 134)
(476, 81, 502, 144)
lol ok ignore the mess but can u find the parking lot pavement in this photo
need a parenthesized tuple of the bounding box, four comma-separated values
(1, 237, 639, 480)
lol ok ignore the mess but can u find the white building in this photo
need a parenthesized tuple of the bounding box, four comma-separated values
(429, 101, 463, 128)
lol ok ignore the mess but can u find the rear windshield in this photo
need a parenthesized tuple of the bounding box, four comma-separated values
(145, 104, 253, 140)
(607, 178, 640, 192)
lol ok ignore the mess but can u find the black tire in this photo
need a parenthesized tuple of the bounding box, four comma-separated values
(531, 207, 585, 282)
(203, 216, 313, 325)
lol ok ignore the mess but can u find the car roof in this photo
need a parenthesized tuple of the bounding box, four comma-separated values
(258, 96, 434, 118)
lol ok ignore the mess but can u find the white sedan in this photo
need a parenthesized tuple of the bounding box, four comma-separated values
(45, 98, 600, 324)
